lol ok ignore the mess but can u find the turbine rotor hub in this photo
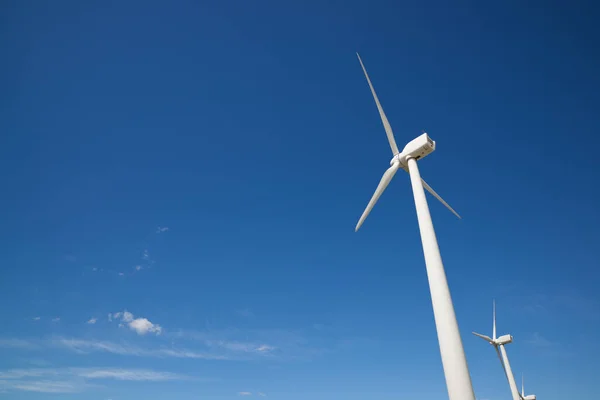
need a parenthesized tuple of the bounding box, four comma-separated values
(389, 153, 409, 167)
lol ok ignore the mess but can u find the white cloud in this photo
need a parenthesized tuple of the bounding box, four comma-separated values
(121, 312, 133, 322)
(238, 392, 252, 396)
(52, 318, 60, 322)
(135, 265, 143, 271)
(156, 227, 169, 233)
(87, 318, 97, 325)
(258, 392, 267, 397)
(256, 345, 274, 353)
(110, 310, 162, 336)
(129, 318, 162, 335)
(142, 249, 150, 260)
(118, 272, 124, 276)
(32, 317, 40, 321)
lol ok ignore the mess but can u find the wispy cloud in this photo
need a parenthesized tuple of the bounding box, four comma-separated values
(2, 323, 330, 363)
(526, 332, 554, 347)
(176, 328, 326, 361)
(0, 367, 189, 394)
(110, 311, 162, 335)
(32, 317, 40, 321)
(156, 227, 169, 233)
(238, 392, 252, 396)
(0, 336, 270, 362)
(74, 368, 187, 381)
(258, 392, 267, 397)
(236, 309, 254, 318)
(0, 379, 85, 393)
(52, 318, 60, 323)
(204, 339, 274, 354)
(55, 338, 228, 360)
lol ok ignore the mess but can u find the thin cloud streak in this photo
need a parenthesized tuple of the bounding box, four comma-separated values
(0, 367, 190, 394)
(0, 336, 266, 361)
(56, 338, 228, 360)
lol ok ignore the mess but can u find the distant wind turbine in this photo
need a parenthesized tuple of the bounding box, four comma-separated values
(353, 52, 474, 400)
(521, 374, 536, 400)
(472, 301, 521, 400)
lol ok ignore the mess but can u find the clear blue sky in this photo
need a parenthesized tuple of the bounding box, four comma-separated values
(1, 0, 599, 399)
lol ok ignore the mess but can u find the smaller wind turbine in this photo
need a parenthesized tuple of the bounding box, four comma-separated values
(472, 301, 521, 400)
(521, 374, 536, 400)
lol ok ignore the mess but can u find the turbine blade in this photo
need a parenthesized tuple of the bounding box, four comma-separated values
(356, 53, 400, 156)
(355, 163, 400, 231)
(522, 374, 524, 396)
(472, 332, 493, 343)
(493, 299, 497, 341)
(420, 178, 461, 219)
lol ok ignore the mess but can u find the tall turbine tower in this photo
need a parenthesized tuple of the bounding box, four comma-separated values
(353, 53, 475, 400)
(472, 301, 521, 400)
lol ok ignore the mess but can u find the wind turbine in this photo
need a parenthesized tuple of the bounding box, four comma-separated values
(472, 301, 521, 400)
(521, 374, 536, 400)
(353, 53, 475, 400)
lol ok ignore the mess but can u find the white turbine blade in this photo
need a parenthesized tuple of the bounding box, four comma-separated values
(493, 299, 497, 341)
(420, 178, 461, 219)
(472, 332, 493, 343)
(356, 53, 400, 156)
(521, 374, 524, 396)
(355, 163, 400, 231)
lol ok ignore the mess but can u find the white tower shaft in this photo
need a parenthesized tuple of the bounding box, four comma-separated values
(499, 344, 521, 400)
(407, 157, 475, 400)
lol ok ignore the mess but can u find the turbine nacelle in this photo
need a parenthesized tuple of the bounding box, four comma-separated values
(401, 132, 435, 161)
(390, 132, 436, 167)
(496, 334, 513, 345)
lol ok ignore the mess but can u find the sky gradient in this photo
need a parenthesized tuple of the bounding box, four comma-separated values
(1, 0, 600, 399)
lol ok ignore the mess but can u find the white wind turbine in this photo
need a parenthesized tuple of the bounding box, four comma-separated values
(472, 301, 521, 400)
(353, 53, 475, 400)
(521, 374, 536, 400)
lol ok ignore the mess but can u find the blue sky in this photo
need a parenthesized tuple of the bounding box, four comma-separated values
(1, 0, 599, 399)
